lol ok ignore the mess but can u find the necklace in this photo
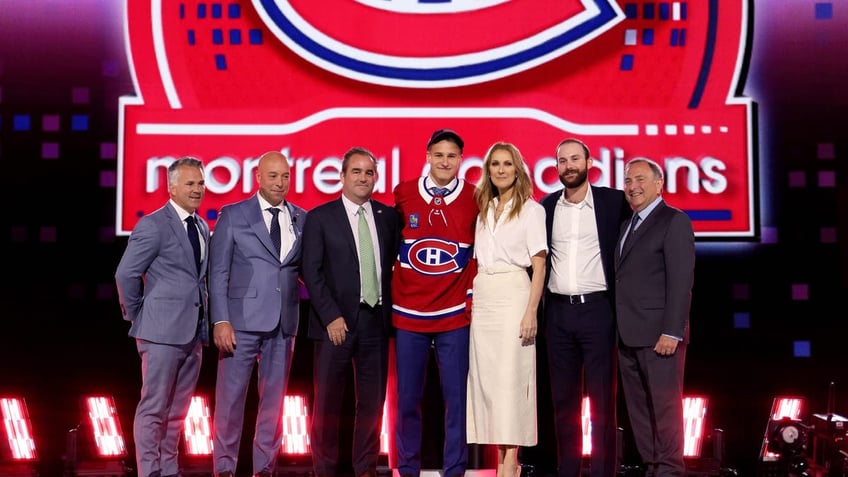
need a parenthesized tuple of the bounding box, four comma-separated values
(494, 201, 507, 221)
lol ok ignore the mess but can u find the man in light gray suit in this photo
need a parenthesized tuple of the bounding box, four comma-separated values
(614, 158, 695, 477)
(209, 150, 307, 477)
(116, 156, 209, 477)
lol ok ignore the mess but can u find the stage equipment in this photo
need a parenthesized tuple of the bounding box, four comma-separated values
(64, 395, 129, 477)
(181, 394, 213, 476)
(0, 396, 37, 477)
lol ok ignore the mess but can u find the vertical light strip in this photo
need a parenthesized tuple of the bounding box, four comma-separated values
(85, 395, 127, 458)
(581, 396, 592, 456)
(0, 397, 37, 461)
(683, 396, 708, 457)
(380, 400, 389, 454)
(281, 395, 311, 455)
(183, 395, 213, 456)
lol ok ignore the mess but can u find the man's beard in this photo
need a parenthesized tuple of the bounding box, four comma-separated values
(560, 168, 588, 189)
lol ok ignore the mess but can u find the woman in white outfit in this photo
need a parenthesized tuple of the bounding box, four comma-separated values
(467, 142, 548, 477)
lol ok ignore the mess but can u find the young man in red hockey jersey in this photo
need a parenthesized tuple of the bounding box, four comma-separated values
(392, 128, 478, 477)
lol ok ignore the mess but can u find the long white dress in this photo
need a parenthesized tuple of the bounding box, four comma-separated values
(466, 197, 547, 446)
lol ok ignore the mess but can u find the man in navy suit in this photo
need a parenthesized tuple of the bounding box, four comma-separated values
(614, 158, 694, 477)
(116, 156, 209, 477)
(302, 147, 400, 477)
(209, 151, 307, 477)
(541, 139, 630, 477)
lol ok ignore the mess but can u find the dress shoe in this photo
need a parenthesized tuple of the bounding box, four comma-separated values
(357, 469, 377, 477)
(216, 472, 234, 477)
(255, 471, 273, 477)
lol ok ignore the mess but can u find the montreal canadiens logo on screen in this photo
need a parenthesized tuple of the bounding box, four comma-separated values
(252, 0, 624, 87)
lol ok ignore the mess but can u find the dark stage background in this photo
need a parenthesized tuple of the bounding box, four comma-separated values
(1, 1, 847, 477)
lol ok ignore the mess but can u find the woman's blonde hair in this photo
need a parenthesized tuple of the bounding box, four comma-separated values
(474, 141, 534, 226)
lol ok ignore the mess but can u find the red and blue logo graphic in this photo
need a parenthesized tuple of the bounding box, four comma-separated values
(119, 0, 757, 239)
(253, 0, 623, 87)
(401, 238, 472, 275)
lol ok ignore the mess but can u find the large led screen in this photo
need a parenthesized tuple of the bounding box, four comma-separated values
(118, 0, 756, 238)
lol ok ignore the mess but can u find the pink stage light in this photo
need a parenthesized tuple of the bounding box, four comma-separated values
(281, 395, 311, 455)
(683, 395, 708, 458)
(581, 396, 592, 456)
(760, 396, 806, 461)
(84, 395, 127, 458)
(0, 396, 37, 461)
(183, 395, 213, 456)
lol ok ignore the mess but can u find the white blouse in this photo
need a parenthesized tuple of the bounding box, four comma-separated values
(475, 197, 547, 271)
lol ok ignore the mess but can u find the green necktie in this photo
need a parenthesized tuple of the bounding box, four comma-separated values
(358, 206, 379, 307)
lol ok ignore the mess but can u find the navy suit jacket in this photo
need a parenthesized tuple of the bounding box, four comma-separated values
(541, 185, 631, 296)
(301, 198, 400, 340)
(116, 201, 210, 345)
(614, 200, 695, 347)
(209, 195, 307, 335)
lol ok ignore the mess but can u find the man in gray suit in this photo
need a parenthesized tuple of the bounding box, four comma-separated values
(614, 158, 695, 477)
(116, 156, 209, 477)
(209, 150, 307, 477)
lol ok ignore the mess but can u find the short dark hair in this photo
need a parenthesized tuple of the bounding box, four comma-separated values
(342, 146, 377, 172)
(555, 138, 590, 160)
(427, 128, 464, 152)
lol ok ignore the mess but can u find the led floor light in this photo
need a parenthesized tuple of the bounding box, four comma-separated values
(181, 394, 213, 476)
(683, 395, 709, 458)
(64, 395, 129, 477)
(0, 396, 37, 477)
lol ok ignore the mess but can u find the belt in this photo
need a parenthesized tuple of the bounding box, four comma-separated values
(552, 290, 608, 305)
(478, 265, 525, 275)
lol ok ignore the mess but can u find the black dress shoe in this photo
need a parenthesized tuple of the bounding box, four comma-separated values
(255, 471, 273, 477)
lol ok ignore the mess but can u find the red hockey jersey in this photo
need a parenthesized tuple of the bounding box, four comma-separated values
(391, 177, 478, 332)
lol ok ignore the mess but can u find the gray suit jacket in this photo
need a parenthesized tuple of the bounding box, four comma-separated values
(209, 195, 307, 335)
(614, 200, 695, 347)
(115, 201, 210, 345)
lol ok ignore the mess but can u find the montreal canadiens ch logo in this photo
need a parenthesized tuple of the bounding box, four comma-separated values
(252, 0, 624, 88)
(405, 238, 461, 275)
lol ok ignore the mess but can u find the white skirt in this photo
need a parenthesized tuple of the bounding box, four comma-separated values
(466, 268, 537, 446)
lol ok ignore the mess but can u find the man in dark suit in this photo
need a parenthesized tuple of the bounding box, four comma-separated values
(302, 146, 400, 477)
(115, 156, 209, 477)
(208, 151, 307, 477)
(614, 158, 695, 477)
(541, 139, 630, 477)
